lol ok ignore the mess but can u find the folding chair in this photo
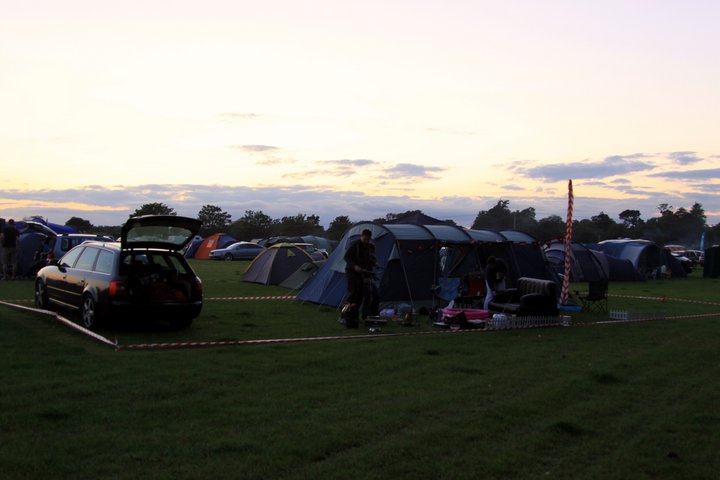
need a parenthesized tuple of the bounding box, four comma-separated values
(577, 280, 609, 313)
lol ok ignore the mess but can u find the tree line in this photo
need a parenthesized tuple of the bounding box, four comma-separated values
(63, 200, 720, 248)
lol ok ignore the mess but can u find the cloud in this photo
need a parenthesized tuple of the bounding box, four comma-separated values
(612, 184, 658, 195)
(668, 151, 702, 165)
(282, 159, 378, 179)
(385, 163, 445, 179)
(2, 183, 720, 229)
(648, 168, 720, 180)
(690, 183, 720, 193)
(230, 145, 280, 153)
(282, 167, 355, 179)
(321, 159, 377, 167)
(256, 158, 296, 166)
(521, 154, 655, 181)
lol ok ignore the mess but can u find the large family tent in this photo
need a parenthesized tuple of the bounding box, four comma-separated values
(15, 230, 51, 277)
(296, 222, 557, 308)
(243, 243, 316, 285)
(590, 239, 687, 279)
(190, 233, 237, 259)
(0, 220, 78, 278)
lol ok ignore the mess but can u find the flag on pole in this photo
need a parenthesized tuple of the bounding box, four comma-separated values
(560, 179, 574, 305)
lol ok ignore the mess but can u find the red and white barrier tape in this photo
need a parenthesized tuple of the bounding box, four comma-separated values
(207, 295, 296, 301)
(6, 296, 296, 303)
(591, 311, 720, 325)
(609, 294, 720, 307)
(0, 300, 118, 349)
(120, 327, 516, 350)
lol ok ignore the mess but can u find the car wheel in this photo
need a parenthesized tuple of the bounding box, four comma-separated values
(81, 294, 100, 329)
(224, 253, 234, 261)
(35, 280, 49, 310)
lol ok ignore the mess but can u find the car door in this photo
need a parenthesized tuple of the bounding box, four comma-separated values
(47, 246, 84, 306)
(229, 244, 243, 259)
(236, 245, 251, 259)
(63, 246, 99, 309)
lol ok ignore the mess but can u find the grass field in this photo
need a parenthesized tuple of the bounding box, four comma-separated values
(1, 262, 719, 479)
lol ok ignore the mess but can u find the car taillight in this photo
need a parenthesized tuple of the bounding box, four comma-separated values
(109, 280, 129, 297)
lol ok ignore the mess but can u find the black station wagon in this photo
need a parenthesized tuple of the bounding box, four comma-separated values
(34, 215, 203, 329)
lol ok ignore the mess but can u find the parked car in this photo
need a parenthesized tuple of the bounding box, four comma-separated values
(209, 242, 265, 261)
(50, 233, 115, 259)
(35, 215, 203, 329)
(294, 242, 328, 261)
(677, 249, 703, 266)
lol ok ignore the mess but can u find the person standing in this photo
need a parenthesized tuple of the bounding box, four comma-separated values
(1, 219, 20, 280)
(484, 256, 507, 310)
(343, 229, 374, 328)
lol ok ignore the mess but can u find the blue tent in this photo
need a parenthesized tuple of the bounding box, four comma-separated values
(183, 236, 204, 258)
(22, 217, 78, 234)
(590, 239, 686, 279)
(296, 222, 556, 308)
(545, 240, 611, 282)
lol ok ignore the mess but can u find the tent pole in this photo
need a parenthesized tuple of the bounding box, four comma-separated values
(397, 240, 416, 313)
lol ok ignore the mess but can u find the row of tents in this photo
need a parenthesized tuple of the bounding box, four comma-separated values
(242, 222, 557, 308)
(545, 239, 689, 282)
(241, 221, 708, 309)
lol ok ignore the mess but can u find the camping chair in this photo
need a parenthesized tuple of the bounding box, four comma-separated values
(577, 280, 609, 313)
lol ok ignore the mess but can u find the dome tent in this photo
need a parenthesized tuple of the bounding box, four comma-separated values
(590, 239, 686, 279)
(190, 233, 237, 259)
(243, 243, 316, 286)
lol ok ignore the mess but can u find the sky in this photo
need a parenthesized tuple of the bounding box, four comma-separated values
(1, 0, 719, 228)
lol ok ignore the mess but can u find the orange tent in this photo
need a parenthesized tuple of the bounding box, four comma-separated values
(192, 233, 237, 259)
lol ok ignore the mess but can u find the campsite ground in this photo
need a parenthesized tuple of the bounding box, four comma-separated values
(1, 264, 719, 479)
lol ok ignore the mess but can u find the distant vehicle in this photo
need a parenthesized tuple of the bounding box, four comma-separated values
(35, 215, 203, 329)
(294, 243, 327, 261)
(209, 242, 266, 261)
(677, 249, 704, 266)
(50, 233, 115, 260)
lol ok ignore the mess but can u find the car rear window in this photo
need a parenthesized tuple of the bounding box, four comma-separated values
(165, 255, 191, 274)
(95, 250, 115, 274)
(121, 252, 191, 275)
